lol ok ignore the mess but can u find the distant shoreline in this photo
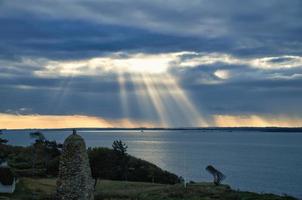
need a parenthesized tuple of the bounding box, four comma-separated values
(2, 127, 302, 132)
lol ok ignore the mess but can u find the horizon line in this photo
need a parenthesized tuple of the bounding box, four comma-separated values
(2, 126, 302, 132)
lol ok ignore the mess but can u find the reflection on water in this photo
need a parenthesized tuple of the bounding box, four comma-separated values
(3, 130, 302, 198)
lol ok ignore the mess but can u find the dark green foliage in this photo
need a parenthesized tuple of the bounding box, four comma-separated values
(0, 137, 8, 145)
(46, 156, 60, 176)
(0, 132, 62, 177)
(1, 136, 180, 185)
(206, 165, 226, 185)
(0, 132, 8, 162)
(29, 132, 62, 177)
(88, 147, 119, 181)
(29, 131, 46, 142)
(112, 140, 128, 155)
(112, 140, 130, 181)
(88, 145, 181, 184)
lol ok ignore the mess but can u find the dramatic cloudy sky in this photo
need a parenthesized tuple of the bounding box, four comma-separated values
(0, 0, 302, 128)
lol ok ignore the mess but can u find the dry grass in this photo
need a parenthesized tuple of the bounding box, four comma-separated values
(0, 178, 297, 200)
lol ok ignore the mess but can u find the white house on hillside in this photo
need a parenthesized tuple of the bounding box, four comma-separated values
(0, 161, 17, 194)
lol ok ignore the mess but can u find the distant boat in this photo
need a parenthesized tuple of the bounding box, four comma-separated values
(140, 129, 144, 133)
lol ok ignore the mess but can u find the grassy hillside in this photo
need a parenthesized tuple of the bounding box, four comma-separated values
(0, 178, 296, 200)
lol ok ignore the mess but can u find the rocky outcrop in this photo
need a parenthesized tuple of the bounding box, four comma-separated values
(56, 130, 94, 200)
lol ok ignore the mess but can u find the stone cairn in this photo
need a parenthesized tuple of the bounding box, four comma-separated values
(56, 129, 94, 200)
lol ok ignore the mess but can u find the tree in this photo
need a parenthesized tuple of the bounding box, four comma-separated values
(0, 131, 8, 163)
(112, 140, 128, 155)
(88, 147, 118, 188)
(43, 140, 62, 175)
(0, 131, 8, 145)
(206, 165, 226, 186)
(112, 140, 129, 181)
(30, 132, 45, 176)
(29, 131, 62, 176)
(30, 131, 46, 143)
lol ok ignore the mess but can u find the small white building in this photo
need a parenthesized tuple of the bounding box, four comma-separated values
(0, 162, 17, 194)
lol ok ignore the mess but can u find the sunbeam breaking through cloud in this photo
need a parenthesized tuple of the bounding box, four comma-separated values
(117, 72, 209, 127)
(1, 51, 302, 128)
(117, 71, 130, 120)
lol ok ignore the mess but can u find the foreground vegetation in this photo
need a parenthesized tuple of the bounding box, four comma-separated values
(0, 132, 181, 184)
(0, 178, 296, 200)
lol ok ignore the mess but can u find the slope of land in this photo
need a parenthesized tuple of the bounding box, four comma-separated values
(0, 178, 296, 200)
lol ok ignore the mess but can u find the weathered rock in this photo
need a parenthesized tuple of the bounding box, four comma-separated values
(56, 130, 94, 200)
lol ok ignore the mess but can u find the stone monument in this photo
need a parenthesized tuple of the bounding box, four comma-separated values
(56, 129, 94, 200)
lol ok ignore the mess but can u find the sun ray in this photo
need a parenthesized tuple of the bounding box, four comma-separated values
(159, 79, 194, 126)
(139, 73, 171, 127)
(161, 74, 209, 127)
(120, 72, 209, 127)
(117, 72, 130, 118)
(128, 74, 158, 123)
(49, 74, 74, 114)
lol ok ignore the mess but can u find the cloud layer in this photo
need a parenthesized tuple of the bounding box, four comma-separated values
(0, 0, 301, 127)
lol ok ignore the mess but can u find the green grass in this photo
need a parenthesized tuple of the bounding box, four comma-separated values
(0, 178, 297, 200)
(0, 178, 56, 200)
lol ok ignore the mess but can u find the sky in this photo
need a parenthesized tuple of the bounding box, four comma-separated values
(0, 0, 302, 128)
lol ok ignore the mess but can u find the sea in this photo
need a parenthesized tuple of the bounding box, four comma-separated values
(2, 129, 302, 198)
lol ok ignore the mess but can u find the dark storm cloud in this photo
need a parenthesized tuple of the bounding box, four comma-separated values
(0, 17, 237, 60)
(0, 0, 302, 123)
(0, 0, 301, 59)
(0, 85, 123, 118)
(0, 72, 151, 120)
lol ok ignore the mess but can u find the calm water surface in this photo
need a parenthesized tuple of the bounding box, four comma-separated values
(2, 130, 302, 198)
